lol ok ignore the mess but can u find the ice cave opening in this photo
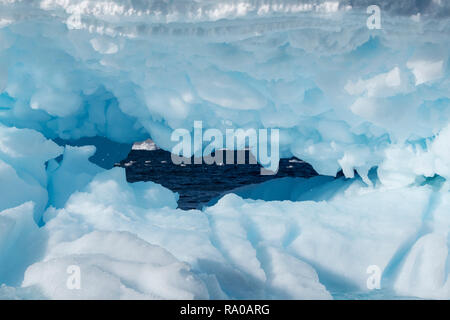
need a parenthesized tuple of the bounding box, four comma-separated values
(117, 139, 321, 210)
(53, 136, 326, 210)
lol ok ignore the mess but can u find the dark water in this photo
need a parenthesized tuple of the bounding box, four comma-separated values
(117, 149, 318, 210)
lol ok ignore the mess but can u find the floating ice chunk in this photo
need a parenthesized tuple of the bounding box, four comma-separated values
(123, 160, 135, 167)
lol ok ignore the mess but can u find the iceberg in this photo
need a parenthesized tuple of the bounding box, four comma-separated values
(0, 0, 449, 300)
(132, 139, 160, 151)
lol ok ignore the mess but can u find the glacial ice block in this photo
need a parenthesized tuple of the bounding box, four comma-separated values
(22, 168, 444, 299)
(0, 1, 449, 180)
(0, 0, 449, 300)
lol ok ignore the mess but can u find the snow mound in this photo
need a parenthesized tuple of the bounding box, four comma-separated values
(23, 231, 209, 299)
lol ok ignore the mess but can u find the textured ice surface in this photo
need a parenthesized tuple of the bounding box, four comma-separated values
(9, 167, 446, 300)
(23, 230, 210, 299)
(1, 0, 450, 178)
(33, 167, 333, 299)
(0, 138, 449, 299)
(0, 0, 449, 299)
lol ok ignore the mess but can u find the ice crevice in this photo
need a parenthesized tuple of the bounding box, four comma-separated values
(382, 177, 444, 286)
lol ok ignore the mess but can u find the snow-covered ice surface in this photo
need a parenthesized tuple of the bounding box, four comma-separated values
(0, 0, 449, 299)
